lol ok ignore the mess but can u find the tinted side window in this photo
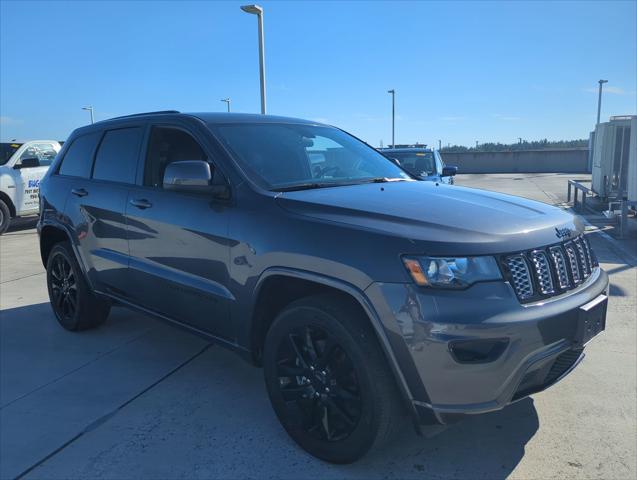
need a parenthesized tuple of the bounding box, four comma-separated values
(58, 132, 101, 178)
(144, 127, 207, 188)
(93, 127, 143, 184)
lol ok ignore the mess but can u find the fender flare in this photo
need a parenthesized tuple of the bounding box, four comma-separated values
(38, 219, 96, 291)
(0, 191, 17, 217)
(252, 267, 419, 417)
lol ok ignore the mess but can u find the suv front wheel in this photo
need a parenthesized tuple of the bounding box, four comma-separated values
(0, 199, 10, 235)
(263, 293, 404, 463)
(46, 242, 110, 331)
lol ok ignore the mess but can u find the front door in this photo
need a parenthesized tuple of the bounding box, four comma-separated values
(125, 125, 233, 340)
(14, 142, 59, 214)
(435, 150, 452, 184)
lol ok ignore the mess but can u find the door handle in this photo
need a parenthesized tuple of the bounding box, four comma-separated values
(71, 188, 88, 197)
(130, 198, 152, 209)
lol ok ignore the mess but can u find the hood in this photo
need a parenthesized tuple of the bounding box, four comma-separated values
(275, 181, 582, 255)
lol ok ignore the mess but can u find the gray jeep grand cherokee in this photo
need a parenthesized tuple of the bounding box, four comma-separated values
(38, 111, 608, 463)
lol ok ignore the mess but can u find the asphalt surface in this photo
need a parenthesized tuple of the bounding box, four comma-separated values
(1, 173, 635, 480)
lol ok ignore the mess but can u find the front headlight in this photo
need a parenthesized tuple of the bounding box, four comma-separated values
(402, 256, 502, 289)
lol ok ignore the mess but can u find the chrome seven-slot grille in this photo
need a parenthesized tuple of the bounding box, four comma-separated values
(502, 235, 598, 302)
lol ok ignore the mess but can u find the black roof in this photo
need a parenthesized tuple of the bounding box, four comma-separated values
(187, 112, 325, 125)
(106, 110, 180, 121)
(69, 111, 328, 138)
(95, 111, 325, 126)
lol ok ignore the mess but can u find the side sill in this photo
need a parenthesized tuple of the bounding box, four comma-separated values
(96, 290, 253, 362)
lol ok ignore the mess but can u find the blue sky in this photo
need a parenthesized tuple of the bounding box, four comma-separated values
(1, 0, 635, 146)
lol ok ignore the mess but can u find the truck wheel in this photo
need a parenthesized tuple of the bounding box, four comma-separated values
(263, 293, 404, 464)
(46, 242, 110, 331)
(0, 200, 10, 235)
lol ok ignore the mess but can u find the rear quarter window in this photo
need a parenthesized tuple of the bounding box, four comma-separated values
(58, 132, 101, 178)
(92, 127, 143, 184)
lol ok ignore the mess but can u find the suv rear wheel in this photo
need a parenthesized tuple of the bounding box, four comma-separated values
(46, 242, 110, 331)
(263, 293, 403, 463)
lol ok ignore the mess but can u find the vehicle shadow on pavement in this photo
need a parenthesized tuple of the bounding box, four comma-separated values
(351, 397, 539, 479)
(1, 301, 539, 480)
(5, 216, 38, 234)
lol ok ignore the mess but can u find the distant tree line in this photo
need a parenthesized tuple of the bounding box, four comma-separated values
(440, 139, 588, 152)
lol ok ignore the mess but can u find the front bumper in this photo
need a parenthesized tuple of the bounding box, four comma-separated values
(365, 267, 609, 424)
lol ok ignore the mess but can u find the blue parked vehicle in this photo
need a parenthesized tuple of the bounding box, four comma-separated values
(379, 147, 457, 184)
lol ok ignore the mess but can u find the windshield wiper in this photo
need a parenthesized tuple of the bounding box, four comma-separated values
(357, 177, 409, 184)
(272, 177, 409, 192)
(272, 182, 338, 192)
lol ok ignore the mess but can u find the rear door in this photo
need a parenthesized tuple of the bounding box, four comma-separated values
(125, 123, 234, 339)
(61, 125, 144, 295)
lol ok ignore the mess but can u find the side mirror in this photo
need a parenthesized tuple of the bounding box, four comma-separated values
(15, 156, 40, 169)
(163, 161, 231, 199)
(442, 165, 458, 177)
(163, 161, 212, 193)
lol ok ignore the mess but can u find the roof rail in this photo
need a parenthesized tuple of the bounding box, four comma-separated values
(609, 115, 636, 121)
(104, 110, 181, 121)
(389, 144, 429, 149)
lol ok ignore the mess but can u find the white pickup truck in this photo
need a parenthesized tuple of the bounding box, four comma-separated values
(0, 140, 61, 234)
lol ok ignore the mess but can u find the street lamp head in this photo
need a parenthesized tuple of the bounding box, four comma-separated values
(82, 106, 92, 111)
(387, 89, 395, 94)
(599, 79, 608, 84)
(241, 4, 263, 15)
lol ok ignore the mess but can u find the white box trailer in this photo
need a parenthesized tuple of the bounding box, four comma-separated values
(591, 115, 635, 200)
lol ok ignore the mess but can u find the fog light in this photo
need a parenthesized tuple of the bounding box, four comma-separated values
(449, 338, 509, 364)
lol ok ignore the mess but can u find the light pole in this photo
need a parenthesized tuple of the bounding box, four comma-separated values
(241, 4, 266, 114)
(221, 98, 231, 112)
(596, 79, 608, 125)
(438, 139, 442, 150)
(82, 106, 94, 124)
(387, 89, 395, 148)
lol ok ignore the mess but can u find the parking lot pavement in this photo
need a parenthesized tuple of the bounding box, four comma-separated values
(1, 174, 636, 480)
(455, 172, 582, 205)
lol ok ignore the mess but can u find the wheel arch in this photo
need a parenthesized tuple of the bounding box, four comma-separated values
(248, 268, 418, 416)
(0, 191, 17, 217)
(39, 222, 74, 267)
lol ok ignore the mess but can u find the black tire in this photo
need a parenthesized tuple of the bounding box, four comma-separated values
(46, 242, 110, 331)
(263, 293, 404, 464)
(0, 199, 10, 235)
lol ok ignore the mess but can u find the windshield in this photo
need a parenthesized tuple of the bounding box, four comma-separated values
(0, 143, 23, 166)
(210, 123, 411, 190)
(383, 151, 436, 177)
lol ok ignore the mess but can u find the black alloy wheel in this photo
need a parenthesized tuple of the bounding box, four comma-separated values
(49, 252, 78, 322)
(263, 294, 404, 464)
(275, 325, 362, 442)
(46, 242, 110, 331)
